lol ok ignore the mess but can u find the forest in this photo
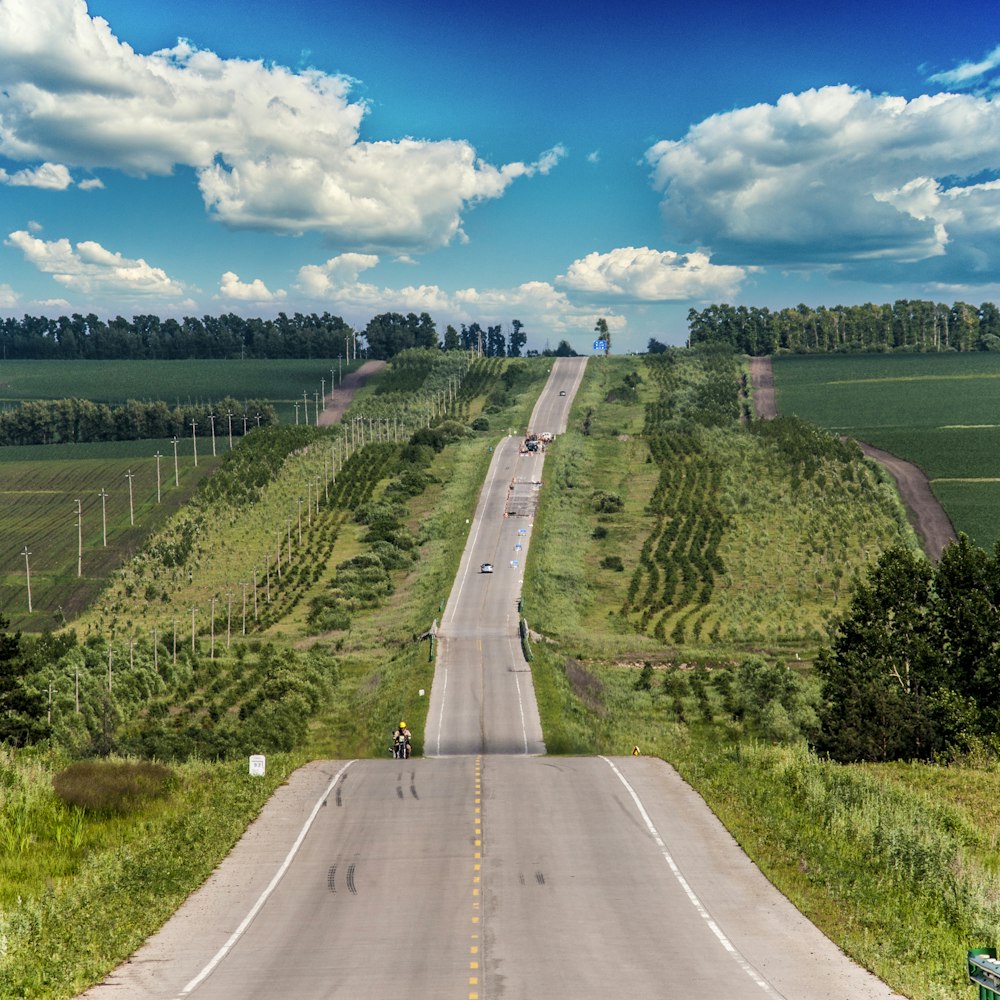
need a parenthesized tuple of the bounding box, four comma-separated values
(0, 311, 572, 361)
(687, 299, 1000, 354)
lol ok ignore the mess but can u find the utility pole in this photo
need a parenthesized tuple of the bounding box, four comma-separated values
(125, 469, 135, 526)
(227, 409, 234, 449)
(171, 436, 179, 486)
(314, 391, 320, 425)
(208, 412, 217, 456)
(153, 452, 162, 503)
(294, 401, 300, 425)
(190, 420, 198, 467)
(303, 390, 309, 426)
(22, 545, 31, 613)
(321, 378, 326, 411)
(75, 499, 82, 577)
(98, 488, 109, 546)
(210, 596, 216, 659)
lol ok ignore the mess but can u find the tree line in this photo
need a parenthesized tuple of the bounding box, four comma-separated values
(687, 300, 1000, 355)
(0, 311, 577, 361)
(817, 536, 1000, 763)
(0, 397, 275, 446)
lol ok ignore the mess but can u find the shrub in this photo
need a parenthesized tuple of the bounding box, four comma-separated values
(590, 491, 624, 513)
(592, 525, 608, 540)
(53, 760, 174, 814)
(600, 555, 624, 572)
(471, 416, 490, 431)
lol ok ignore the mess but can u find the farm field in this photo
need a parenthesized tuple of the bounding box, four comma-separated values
(0, 439, 218, 630)
(772, 351, 1000, 547)
(0, 358, 357, 424)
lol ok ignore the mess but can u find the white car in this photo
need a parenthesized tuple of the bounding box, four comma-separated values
(480, 562, 494, 574)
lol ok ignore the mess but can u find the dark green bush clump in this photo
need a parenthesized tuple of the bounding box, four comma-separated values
(53, 760, 175, 814)
(600, 555, 624, 571)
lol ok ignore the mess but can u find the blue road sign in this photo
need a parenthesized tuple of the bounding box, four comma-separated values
(593, 339, 608, 351)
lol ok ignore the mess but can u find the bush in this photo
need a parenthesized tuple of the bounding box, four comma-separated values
(592, 525, 608, 539)
(53, 760, 174, 814)
(600, 555, 624, 572)
(471, 416, 490, 431)
(590, 491, 624, 513)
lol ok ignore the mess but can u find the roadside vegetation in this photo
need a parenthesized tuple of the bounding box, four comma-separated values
(0, 348, 547, 998)
(2, 344, 999, 1000)
(523, 347, 1000, 1000)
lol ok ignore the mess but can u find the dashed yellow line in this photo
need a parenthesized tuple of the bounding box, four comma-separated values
(469, 755, 483, 1000)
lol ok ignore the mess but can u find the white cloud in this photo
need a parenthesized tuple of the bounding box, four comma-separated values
(218, 271, 286, 302)
(0, 0, 562, 249)
(645, 85, 1000, 282)
(295, 253, 620, 335)
(558, 246, 747, 301)
(5, 229, 187, 298)
(586, 150, 600, 164)
(78, 176, 104, 190)
(0, 283, 18, 307)
(0, 161, 72, 189)
(927, 44, 1000, 90)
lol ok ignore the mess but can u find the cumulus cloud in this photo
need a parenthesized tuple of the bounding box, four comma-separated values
(6, 229, 187, 298)
(78, 176, 104, 190)
(218, 271, 286, 302)
(558, 246, 747, 301)
(645, 84, 1000, 283)
(0, 161, 72, 188)
(294, 253, 615, 334)
(0, 283, 18, 307)
(0, 0, 562, 249)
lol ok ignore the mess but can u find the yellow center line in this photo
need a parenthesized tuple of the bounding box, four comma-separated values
(468, 755, 483, 1000)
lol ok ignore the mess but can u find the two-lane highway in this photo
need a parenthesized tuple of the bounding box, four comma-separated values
(80, 355, 901, 1000)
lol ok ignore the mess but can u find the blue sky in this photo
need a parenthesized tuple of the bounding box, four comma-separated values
(1, 0, 1000, 353)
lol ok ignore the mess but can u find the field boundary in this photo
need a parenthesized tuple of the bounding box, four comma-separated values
(750, 355, 956, 560)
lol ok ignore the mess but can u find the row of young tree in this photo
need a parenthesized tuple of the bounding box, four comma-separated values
(816, 536, 1000, 763)
(0, 311, 571, 361)
(687, 300, 1000, 355)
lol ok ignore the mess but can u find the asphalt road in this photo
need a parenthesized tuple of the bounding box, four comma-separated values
(81, 356, 901, 1000)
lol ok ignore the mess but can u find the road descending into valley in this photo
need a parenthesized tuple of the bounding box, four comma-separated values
(81, 357, 901, 1000)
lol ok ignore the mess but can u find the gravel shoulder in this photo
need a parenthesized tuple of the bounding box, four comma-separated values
(748, 355, 956, 560)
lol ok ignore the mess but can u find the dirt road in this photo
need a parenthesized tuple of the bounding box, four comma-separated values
(316, 359, 386, 426)
(748, 356, 955, 560)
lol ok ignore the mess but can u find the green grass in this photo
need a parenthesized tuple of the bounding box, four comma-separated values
(0, 445, 218, 630)
(773, 352, 1000, 547)
(0, 358, 357, 405)
(525, 356, 914, 657)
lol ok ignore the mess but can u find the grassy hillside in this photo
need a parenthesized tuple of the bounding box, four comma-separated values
(772, 351, 1000, 547)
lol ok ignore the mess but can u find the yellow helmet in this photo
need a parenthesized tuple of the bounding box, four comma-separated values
(399, 721, 407, 729)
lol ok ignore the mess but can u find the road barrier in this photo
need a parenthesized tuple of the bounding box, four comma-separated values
(968, 949, 1000, 998)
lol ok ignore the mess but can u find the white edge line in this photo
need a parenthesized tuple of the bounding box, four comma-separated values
(435, 666, 448, 756)
(599, 756, 782, 997)
(178, 759, 357, 997)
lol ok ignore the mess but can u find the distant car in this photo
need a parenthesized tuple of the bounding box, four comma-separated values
(559, 389, 567, 396)
(480, 562, 494, 574)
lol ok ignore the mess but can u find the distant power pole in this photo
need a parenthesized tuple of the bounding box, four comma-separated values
(208, 413, 217, 456)
(75, 499, 83, 577)
(125, 469, 135, 526)
(22, 545, 31, 613)
(98, 488, 109, 546)
(190, 420, 198, 467)
(153, 452, 162, 503)
(171, 436, 180, 486)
